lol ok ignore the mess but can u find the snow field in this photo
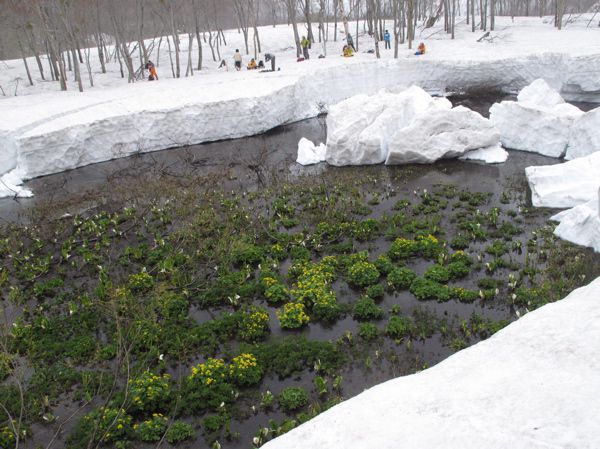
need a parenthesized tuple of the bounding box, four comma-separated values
(1, 15, 600, 194)
(264, 276, 600, 449)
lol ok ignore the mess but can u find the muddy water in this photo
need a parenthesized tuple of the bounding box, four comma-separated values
(3, 97, 598, 449)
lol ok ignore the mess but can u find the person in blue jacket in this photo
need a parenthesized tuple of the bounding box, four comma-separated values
(384, 30, 391, 49)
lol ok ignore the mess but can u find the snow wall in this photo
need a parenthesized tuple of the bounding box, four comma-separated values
(2, 52, 600, 181)
(263, 276, 600, 449)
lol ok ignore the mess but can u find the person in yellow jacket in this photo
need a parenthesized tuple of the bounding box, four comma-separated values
(343, 45, 354, 57)
(247, 58, 257, 70)
(415, 42, 426, 55)
(301, 36, 310, 59)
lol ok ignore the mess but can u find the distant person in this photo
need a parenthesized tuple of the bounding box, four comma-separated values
(234, 49, 243, 71)
(301, 36, 310, 59)
(346, 33, 356, 52)
(384, 30, 391, 50)
(146, 61, 158, 81)
(265, 53, 276, 71)
(415, 42, 426, 55)
(343, 45, 354, 57)
(247, 58, 257, 70)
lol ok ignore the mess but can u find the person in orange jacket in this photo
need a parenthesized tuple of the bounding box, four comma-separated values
(415, 42, 426, 55)
(146, 61, 159, 80)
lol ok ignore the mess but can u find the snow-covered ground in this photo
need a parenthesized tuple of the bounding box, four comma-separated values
(264, 276, 600, 449)
(1, 15, 600, 198)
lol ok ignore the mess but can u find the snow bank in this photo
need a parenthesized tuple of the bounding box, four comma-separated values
(490, 79, 584, 157)
(264, 276, 600, 449)
(2, 17, 600, 197)
(459, 143, 509, 163)
(323, 87, 499, 166)
(566, 108, 600, 160)
(2, 53, 600, 184)
(526, 151, 600, 208)
(296, 138, 326, 165)
(552, 197, 600, 252)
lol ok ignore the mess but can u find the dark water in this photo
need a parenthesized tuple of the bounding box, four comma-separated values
(2, 96, 597, 449)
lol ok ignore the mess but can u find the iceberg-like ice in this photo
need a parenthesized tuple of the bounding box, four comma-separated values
(296, 137, 326, 165)
(552, 195, 600, 252)
(0, 169, 33, 199)
(490, 79, 584, 158)
(565, 107, 600, 160)
(526, 151, 600, 208)
(323, 86, 500, 166)
(385, 105, 500, 164)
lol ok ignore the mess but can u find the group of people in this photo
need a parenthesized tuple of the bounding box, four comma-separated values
(228, 49, 277, 72)
(145, 33, 426, 81)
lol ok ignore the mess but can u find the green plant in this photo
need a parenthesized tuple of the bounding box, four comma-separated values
(387, 267, 416, 291)
(229, 353, 263, 387)
(263, 281, 289, 305)
(409, 278, 450, 302)
(134, 413, 168, 442)
(385, 316, 415, 340)
(82, 406, 133, 447)
(277, 302, 310, 329)
(485, 240, 509, 257)
(447, 261, 470, 280)
(347, 261, 380, 288)
(352, 297, 384, 321)
(314, 376, 328, 396)
(203, 414, 227, 433)
(278, 387, 309, 413)
(388, 238, 418, 260)
(127, 271, 154, 293)
(239, 307, 270, 342)
(260, 390, 275, 409)
(358, 323, 379, 341)
(450, 287, 479, 303)
(424, 265, 450, 283)
(129, 371, 171, 413)
(365, 283, 385, 300)
(165, 421, 195, 445)
(373, 254, 394, 275)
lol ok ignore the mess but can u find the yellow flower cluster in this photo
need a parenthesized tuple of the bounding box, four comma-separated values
(277, 302, 310, 329)
(240, 308, 270, 341)
(230, 353, 258, 372)
(129, 371, 171, 410)
(261, 276, 278, 287)
(189, 358, 228, 386)
(419, 234, 439, 244)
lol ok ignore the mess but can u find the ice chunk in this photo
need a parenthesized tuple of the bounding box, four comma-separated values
(385, 106, 500, 165)
(460, 143, 509, 164)
(296, 138, 326, 165)
(490, 79, 584, 158)
(526, 151, 600, 208)
(566, 107, 600, 160)
(517, 78, 564, 109)
(0, 169, 33, 199)
(325, 86, 441, 166)
(551, 196, 600, 252)
(325, 87, 496, 167)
